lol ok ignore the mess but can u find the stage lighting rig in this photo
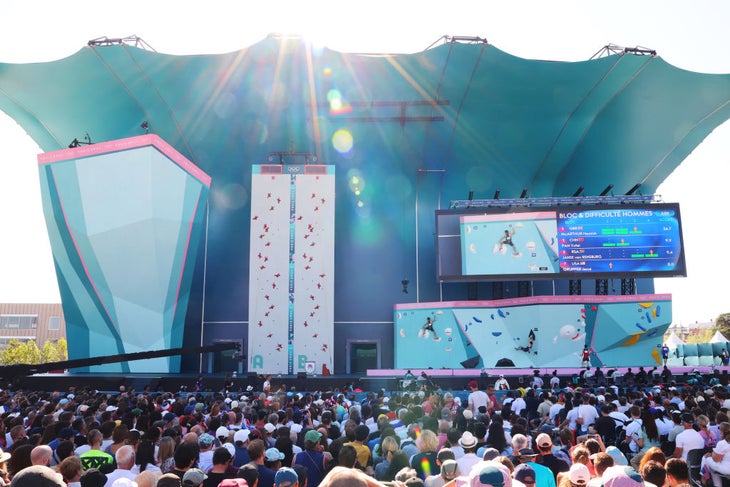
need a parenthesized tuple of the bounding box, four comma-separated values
(140, 121, 149, 133)
(401, 278, 409, 294)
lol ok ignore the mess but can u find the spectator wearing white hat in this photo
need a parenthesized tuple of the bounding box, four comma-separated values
(232, 429, 251, 468)
(457, 431, 481, 475)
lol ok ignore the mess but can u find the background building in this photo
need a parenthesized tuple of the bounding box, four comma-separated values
(0, 303, 66, 351)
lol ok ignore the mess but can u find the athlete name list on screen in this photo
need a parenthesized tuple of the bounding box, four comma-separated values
(556, 208, 682, 274)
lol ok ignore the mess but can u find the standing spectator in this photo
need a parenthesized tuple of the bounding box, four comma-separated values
(467, 381, 487, 413)
(536, 433, 569, 480)
(79, 430, 114, 473)
(170, 443, 200, 480)
(203, 448, 234, 486)
(248, 439, 276, 487)
(456, 432, 480, 475)
(197, 434, 216, 473)
(182, 468, 207, 487)
(495, 375, 510, 391)
(157, 437, 177, 474)
(58, 456, 83, 487)
(103, 445, 136, 486)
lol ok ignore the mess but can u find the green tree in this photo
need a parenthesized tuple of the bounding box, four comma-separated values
(41, 340, 61, 363)
(0, 339, 41, 365)
(56, 338, 68, 361)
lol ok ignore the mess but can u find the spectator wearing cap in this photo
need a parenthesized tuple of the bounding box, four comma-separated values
(103, 444, 136, 486)
(672, 413, 704, 461)
(265, 447, 285, 471)
(515, 448, 556, 487)
(513, 463, 537, 487)
(600, 465, 645, 487)
(274, 466, 299, 487)
(293, 429, 328, 487)
(197, 433, 216, 473)
(562, 463, 590, 487)
(216, 426, 232, 446)
(262, 423, 277, 448)
(536, 432, 569, 480)
(232, 429, 252, 468)
(468, 381, 488, 414)
(248, 438, 276, 487)
(457, 431, 480, 475)
(202, 447, 234, 486)
(468, 462, 511, 487)
(423, 448, 455, 487)
(425, 457, 458, 487)
(182, 468, 207, 487)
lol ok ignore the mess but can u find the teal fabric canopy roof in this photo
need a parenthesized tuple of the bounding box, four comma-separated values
(1, 36, 728, 199)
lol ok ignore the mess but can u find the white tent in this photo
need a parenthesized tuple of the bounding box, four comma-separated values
(665, 331, 685, 349)
(710, 330, 729, 343)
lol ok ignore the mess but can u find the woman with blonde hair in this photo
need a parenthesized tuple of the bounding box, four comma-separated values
(698, 414, 719, 448)
(410, 429, 440, 480)
(157, 436, 176, 473)
(374, 436, 399, 480)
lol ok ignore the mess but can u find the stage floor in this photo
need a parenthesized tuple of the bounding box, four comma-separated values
(7, 365, 727, 395)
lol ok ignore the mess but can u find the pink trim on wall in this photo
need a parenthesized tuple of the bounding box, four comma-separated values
(395, 294, 671, 311)
(37, 134, 211, 187)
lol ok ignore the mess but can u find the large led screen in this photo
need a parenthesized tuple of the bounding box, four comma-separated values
(437, 203, 686, 282)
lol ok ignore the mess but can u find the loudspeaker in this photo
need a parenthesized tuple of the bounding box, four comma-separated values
(460, 356, 480, 369)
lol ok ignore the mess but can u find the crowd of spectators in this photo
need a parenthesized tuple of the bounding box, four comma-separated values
(0, 375, 729, 487)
